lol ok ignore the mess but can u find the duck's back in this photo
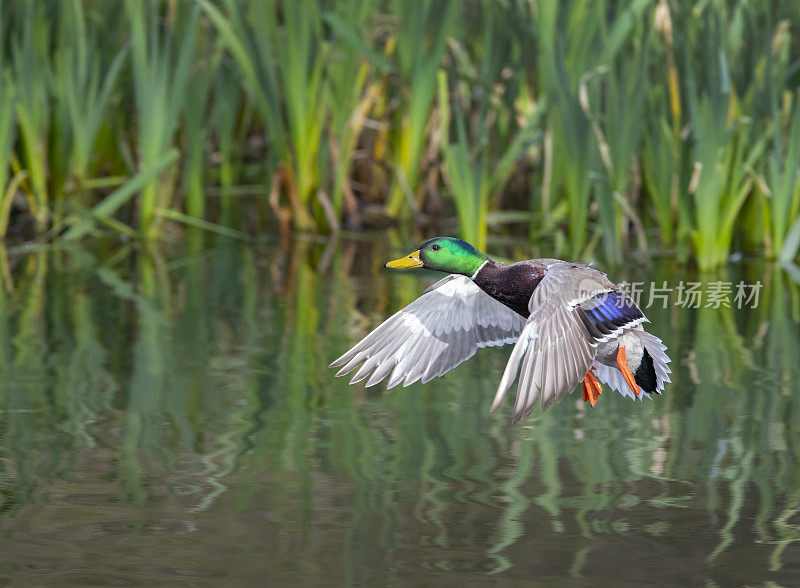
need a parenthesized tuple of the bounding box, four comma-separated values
(473, 259, 563, 318)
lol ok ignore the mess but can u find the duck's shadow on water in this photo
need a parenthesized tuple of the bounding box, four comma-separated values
(0, 236, 797, 585)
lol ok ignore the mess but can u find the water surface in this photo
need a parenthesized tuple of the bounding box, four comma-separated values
(0, 236, 798, 585)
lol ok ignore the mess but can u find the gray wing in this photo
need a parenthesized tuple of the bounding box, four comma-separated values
(330, 275, 526, 388)
(491, 263, 625, 423)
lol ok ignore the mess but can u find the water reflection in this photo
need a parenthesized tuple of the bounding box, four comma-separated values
(0, 236, 797, 584)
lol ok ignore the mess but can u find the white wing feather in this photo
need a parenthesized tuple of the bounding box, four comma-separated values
(330, 275, 526, 388)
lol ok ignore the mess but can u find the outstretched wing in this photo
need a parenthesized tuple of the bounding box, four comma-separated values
(491, 263, 644, 423)
(330, 275, 526, 388)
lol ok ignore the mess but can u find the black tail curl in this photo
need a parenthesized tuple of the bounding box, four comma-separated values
(634, 348, 659, 394)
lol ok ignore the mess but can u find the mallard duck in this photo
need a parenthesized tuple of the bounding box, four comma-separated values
(330, 237, 670, 423)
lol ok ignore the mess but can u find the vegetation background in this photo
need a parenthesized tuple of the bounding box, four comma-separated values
(0, 2, 800, 582)
(0, 0, 798, 268)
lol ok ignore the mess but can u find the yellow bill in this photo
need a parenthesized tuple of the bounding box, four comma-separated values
(385, 249, 423, 269)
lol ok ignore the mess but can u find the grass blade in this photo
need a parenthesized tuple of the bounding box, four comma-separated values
(63, 149, 180, 241)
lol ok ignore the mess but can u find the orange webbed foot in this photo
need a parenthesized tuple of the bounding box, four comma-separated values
(582, 369, 603, 407)
(616, 346, 640, 397)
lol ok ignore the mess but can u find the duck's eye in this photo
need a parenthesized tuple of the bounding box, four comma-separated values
(431, 244, 441, 251)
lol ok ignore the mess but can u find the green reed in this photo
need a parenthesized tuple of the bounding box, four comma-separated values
(209, 62, 251, 225)
(126, 0, 198, 238)
(53, 1, 128, 203)
(384, 0, 457, 219)
(209, 1, 330, 231)
(532, 0, 600, 257)
(279, 0, 331, 230)
(587, 40, 649, 260)
(438, 2, 543, 251)
(437, 68, 537, 251)
(323, 0, 384, 226)
(181, 33, 221, 220)
(681, 7, 763, 270)
(762, 95, 800, 263)
(0, 70, 19, 236)
(9, 0, 51, 233)
(208, 65, 240, 184)
(642, 91, 682, 249)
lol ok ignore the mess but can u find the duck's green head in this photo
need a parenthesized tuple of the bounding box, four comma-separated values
(385, 237, 488, 276)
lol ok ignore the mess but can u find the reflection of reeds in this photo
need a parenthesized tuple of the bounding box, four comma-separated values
(53, 283, 115, 446)
(0, 239, 798, 578)
(0, 250, 52, 512)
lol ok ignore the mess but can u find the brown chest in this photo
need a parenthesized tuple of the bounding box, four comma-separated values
(473, 262, 544, 318)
